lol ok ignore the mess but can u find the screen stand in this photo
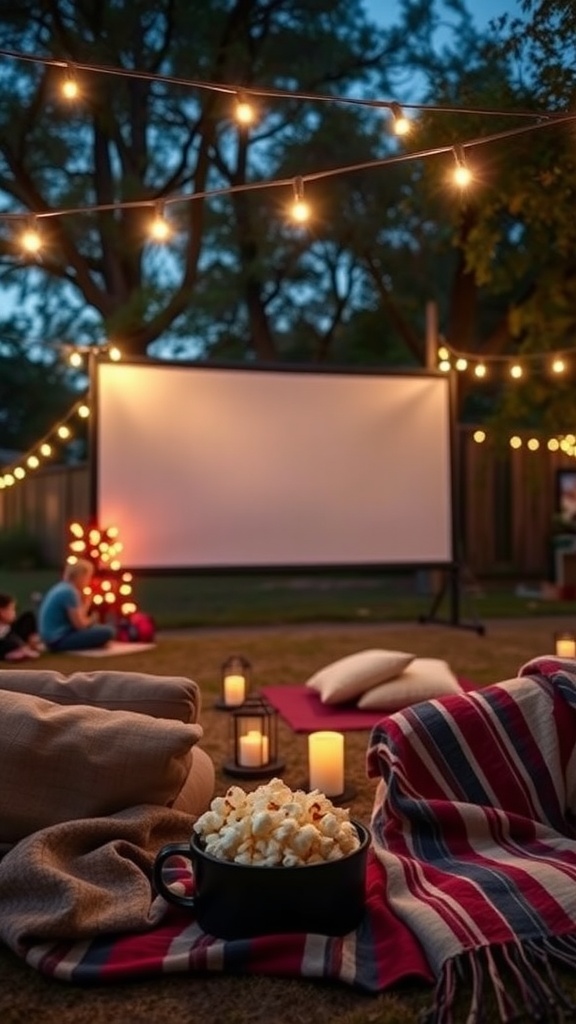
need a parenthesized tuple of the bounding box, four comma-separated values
(418, 563, 485, 635)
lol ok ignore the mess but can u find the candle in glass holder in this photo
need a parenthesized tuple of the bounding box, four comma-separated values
(223, 673, 246, 706)
(238, 730, 269, 767)
(555, 633, 576, 658)
(308, 730, 344, 797)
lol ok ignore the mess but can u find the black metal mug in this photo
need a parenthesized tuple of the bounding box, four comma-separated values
(153, 819, 370, 939)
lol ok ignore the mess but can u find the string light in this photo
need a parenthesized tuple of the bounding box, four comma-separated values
(390, 101, 411, 136)
(290, 177, 310, 223)
(0, 46, 572, 237)
(57, 425, 71, 439)
(108, 345, 122, 361)
(235, 92, 256, 126)
(438, 342, 575, 379)
(452, 145, 473, 188)
(20, 216, 42, 254)
(77, 404, 90, 418)
(61, 64, 79, 100)
(69, 350, 83, 368)
(148, 201, 171, 242)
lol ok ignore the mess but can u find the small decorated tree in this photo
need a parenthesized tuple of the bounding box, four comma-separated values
(67, 522, 137, 625)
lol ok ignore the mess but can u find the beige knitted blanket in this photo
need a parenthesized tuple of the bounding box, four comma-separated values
(0, 804, 195, 955)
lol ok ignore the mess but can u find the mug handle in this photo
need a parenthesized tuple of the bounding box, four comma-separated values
(153, 842, 197, 909)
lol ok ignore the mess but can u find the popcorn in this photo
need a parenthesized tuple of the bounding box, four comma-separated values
(193, 778, 361, 867)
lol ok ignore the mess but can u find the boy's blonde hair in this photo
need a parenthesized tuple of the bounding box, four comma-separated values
(63, 559, 93, 582)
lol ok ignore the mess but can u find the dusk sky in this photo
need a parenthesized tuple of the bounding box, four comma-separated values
(365, 0, 522, 32)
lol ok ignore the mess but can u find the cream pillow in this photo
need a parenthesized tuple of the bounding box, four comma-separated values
(0, 688, 203, 843)
(0, 668, 201, 723)
(357, 657, 461, 711)
(305, 648, 415, 705)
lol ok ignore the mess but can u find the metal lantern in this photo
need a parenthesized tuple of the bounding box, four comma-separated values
(554, 631, 576, 658)
(215, 654, 252, 710)
(223, 694, 285, 778)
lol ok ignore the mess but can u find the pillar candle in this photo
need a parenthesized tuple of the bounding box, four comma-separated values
(224, 673, 245, 706)
(555, 635, 576, 658)
(308, 730, 344, 797)
(238, 730, 269, 767)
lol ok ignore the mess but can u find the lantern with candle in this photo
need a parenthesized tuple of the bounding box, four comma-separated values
(223, 695, 285, 778)
(215, 654, 252, 710)
(554, 631, 576, 658)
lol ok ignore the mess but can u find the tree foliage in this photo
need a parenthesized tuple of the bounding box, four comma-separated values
(1, 0, 576, 446)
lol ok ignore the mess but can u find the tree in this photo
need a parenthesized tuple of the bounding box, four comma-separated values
(0, 0, 396, 360)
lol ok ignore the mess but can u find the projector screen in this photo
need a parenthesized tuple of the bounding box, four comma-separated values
(94, 362, 453, 570)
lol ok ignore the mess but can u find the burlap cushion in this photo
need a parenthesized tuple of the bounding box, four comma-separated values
(305, 648, 415, 704)
(0, 668, 200, 723)
(0, 688, 203, 843)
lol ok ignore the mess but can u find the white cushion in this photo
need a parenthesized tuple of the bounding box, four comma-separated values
(305, 648, 415, 705)
(357, 657, 461, 711)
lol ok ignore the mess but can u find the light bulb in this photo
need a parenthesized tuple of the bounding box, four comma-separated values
(473, 430, 486, 443)
(58, 425, 71, 439)
(510, 363, 523, 379)
(235, 94, 255, 125)
(474, 364, 487, 378)
(27, 455, 40, 468)
(62, 78, 78, 100)
(290, 176, 310, 224)
(453, 164, 472, 188)
(108, 345, 121, 361)
(149, 205, 171, 242)
(455, 357, 468, 371)
(78, 404, 90, 418)
(14, 467, 25, 479)
(390, 102, 411, 136)
(552, 358, 566, 374)
(69, 351, 83, 368)
(20, 221, 42, 253)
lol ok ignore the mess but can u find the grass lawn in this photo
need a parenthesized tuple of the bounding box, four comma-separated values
(2, 567, 576, 627)
(1, 617, 575, 1023)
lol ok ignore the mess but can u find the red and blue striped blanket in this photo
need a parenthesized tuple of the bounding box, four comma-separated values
(4, 654, 576, 1022)
(367, 655, 576, 1022)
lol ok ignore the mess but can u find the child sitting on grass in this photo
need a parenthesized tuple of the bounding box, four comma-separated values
(0, 593, 41, 661)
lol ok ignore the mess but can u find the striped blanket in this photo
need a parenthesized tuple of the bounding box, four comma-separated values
(367, 655, 576, 1023)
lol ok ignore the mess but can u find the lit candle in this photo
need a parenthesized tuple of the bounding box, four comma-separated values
(224, 673, 246, 706)
(308, 731, 344, 797)
(238, 730, 269, 767)
(555, 634, 576, 658)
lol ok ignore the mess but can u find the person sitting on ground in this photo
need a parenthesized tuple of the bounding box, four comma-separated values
(0, 593, 41, 661)
(38, 559, 115, 652)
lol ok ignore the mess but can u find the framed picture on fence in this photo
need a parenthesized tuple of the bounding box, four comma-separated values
(556, 469, 576, 529)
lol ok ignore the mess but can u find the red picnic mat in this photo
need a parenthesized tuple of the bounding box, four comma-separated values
(260, 678, 477, 732)
(20, 853, 433, 991)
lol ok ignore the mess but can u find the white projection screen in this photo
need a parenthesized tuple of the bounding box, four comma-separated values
(94, 362, 454, 570)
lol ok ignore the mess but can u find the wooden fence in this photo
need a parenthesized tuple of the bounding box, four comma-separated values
(0, 431, 572, 577)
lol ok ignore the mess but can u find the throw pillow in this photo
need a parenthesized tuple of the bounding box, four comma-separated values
(0, 688, 203, 844)
(305, 648, 415, 705)
(0, 668, 200, 723)
(357, 657, 461, 711)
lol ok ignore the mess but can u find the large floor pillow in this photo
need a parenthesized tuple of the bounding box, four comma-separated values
(0, 668, 201, 722)
(357, 657, 460, 711)
(305, 648, 415, 704)
(0, 688, 204, 844)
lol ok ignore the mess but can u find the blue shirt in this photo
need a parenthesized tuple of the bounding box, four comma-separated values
(38, 581, 81, 643)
